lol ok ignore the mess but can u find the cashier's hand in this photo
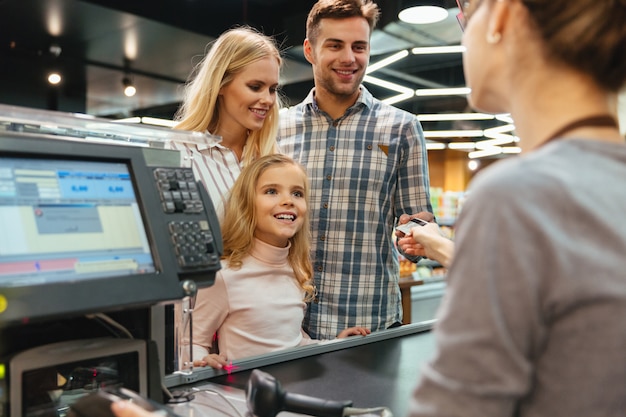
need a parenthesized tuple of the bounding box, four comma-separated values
(193, 353, 229, 369)
(397, 222, 454, 269)
(395, 212, 435, 238)
(398, 221, 441, 258)
(336, 326, 371, 338)
(111, 400, 154, 417)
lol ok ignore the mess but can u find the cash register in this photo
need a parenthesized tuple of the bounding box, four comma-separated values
(0, 104, 223, 417)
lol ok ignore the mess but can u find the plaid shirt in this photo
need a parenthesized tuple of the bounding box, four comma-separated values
(278, 86, 432, 339)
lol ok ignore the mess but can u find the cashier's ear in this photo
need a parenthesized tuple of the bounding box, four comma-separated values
(486, 0, 511, 43)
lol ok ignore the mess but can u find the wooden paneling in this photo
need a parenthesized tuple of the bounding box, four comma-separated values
(428, 149, 470, 192)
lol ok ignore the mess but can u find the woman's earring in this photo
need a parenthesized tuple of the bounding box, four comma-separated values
(486, 32, 502, 44)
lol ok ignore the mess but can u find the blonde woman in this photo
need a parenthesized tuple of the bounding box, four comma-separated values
(172, 26, 282, 218)
(190, 154, 369, 369)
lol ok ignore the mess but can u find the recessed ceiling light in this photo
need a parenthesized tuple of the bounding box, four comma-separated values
(47, 72, 62, 85)
(123, 77, 136, 97)
(399, 4, 448, 25)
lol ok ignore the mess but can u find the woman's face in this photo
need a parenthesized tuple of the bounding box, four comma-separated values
(461, 0, 509, 113)
(218, 56, 280, 135)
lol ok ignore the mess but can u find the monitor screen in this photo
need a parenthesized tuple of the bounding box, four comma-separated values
(0, 157, 156, 286)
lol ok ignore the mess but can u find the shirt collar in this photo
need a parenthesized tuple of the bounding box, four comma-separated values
(194, 131, 223, 151)
(303, 85, 372, 116)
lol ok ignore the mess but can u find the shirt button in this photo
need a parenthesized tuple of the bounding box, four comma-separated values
(326, 175, 332, 180)
(320, 235, 326, 241)
(317, 265, 323, 272)
(367, 144, 373, 150)
(323, 203, 328, 209)
(329, 146, 335, 151)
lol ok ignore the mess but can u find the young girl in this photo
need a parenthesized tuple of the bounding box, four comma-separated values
(190, 154, 369, 369)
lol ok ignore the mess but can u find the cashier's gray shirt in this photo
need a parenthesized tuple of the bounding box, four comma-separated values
(409, 138, 626, 417)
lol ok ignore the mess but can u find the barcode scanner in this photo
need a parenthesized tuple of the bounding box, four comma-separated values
(245, 369, 353, 417)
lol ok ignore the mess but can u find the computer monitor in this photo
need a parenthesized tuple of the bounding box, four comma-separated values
(0, 156, 156, 284)
(0, 133, 222, 327)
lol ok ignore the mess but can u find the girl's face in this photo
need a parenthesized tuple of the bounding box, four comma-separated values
(253, 164, 307, 248)
(218, 56, 280, 135)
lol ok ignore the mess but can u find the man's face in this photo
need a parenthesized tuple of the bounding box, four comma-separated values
(304, 16, 371, 99)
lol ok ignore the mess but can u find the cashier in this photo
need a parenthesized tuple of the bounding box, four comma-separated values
(404, 0, 626, 416)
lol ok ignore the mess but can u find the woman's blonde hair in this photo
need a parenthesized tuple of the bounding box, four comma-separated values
(220, 154, 315, 301)
(174, 26, 283, 165)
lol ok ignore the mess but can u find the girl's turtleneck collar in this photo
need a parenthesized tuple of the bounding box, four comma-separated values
(249, 238, 290, 267)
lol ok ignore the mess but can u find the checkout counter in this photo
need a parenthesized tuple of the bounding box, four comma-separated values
(0, 104, 438, 417)
(167, 322, 436, 417)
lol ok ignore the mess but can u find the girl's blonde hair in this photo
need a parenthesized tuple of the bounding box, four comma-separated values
(221, 154, 315, 301)
(174, 26, 283, 165)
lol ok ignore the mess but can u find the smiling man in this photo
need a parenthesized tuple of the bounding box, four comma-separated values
(278, 0, 434, 340)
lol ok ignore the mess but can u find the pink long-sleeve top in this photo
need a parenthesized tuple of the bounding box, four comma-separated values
(191, 238, 316, 361)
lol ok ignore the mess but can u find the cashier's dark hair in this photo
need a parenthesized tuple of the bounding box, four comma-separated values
(520, 0, 626, 92)
(220, 154, 315, 301)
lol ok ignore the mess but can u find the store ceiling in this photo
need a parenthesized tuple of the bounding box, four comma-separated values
(1, 2, 466, 110)
(1, 0, 624, 154)
(30, 0, 626, 156)
(76, 0, 469, 120)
